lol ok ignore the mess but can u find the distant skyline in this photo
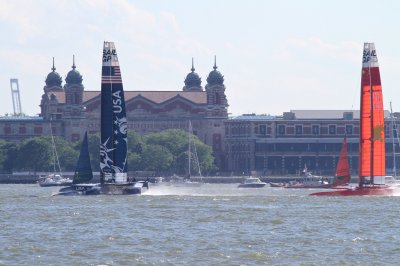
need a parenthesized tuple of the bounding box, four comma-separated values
(1, 0, 400, 116)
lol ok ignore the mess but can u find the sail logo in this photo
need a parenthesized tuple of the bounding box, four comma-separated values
(100, 138, 115, 171)
(115, 117, 127, 135)
(103, 49, 117, 62)
(363, 49, 377, 63)
(112, 90, 123, 113)
(372, 125, 384, 142)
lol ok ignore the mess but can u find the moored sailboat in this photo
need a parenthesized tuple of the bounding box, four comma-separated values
(38, 122, 72, 187)
(311, 42, 398, 196)
(99, 41, 148, 195)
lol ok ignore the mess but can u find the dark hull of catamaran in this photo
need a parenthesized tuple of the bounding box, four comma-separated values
(310, 185, 399, 196)
(55, 184, 101, 196)
(100, 181, 149, 195)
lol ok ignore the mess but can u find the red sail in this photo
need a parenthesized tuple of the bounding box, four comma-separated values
(332, 137, 351, 187)
(359, 43, 385, 184)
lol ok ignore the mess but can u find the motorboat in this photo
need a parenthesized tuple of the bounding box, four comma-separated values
(238, 177, 267, 188)
(38, 174, 72, 187)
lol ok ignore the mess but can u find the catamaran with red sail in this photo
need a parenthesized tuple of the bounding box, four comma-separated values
(311, 42, 398, 196)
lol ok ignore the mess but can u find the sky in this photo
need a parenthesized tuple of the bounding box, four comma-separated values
(1, 0, 400, 117)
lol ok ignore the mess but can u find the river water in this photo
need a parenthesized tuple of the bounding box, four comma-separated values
(1, 183, 400, 265)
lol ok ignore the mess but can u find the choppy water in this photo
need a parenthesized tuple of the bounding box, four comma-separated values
(1, 183, 400, 265)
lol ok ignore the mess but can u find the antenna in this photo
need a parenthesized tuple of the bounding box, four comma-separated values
(10, 79, 23, 115)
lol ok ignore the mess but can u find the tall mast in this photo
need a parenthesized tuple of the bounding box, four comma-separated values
(188, 120, 191, 177)
(390, 101, 398, 176)
(369, 51, 374, 184)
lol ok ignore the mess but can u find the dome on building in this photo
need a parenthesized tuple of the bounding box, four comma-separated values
(184, 58, 202, 89)
(65, 55, 83, 85)
(45, 58, 62, 87)
(206, 56, 224, 86)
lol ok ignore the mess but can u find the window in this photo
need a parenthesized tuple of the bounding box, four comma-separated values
(346, 125, 353, 135)
(278, 125, 285, 135)
(295, 125, 302, 135)
(34, 127, 42, 135)
(329, 125, 336, 135)
(312, 125, 320, 135)
(385, 125, 390, 136)
(259, 125, 267, 135)
(393, 124, 398, 138)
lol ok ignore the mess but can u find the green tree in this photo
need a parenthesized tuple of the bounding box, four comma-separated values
(127, 152, 141, 171)
(143, 129, 216, 175)
(52, 136, 78, 171)
(87, 133, 100, 171)
(140, 144, 173, 171)
(17, 137, 53, 173)
(1, 141, 18, 173)
(128, 131, 144, 153)
(0, 140, 8, 172)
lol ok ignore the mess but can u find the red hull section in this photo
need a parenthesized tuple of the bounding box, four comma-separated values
(310, 186, 398, 196)
(284, 184, 332, 189)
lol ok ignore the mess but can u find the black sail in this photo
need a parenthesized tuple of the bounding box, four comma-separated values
(73, 131, 93, 184)
(100, 41, 128, 183)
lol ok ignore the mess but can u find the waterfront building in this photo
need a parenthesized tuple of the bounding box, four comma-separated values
(1, 58, 400, 175)
(224, 111, 400, 176)
(0, 57, 229, 169)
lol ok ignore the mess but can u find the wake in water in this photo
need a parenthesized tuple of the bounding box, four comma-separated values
(142, 183, 308, 197)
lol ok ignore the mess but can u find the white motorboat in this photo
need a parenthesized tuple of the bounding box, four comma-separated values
(238, 177, 267, 188)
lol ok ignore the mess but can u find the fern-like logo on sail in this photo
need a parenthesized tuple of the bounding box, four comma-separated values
(373, 125, 384, 142)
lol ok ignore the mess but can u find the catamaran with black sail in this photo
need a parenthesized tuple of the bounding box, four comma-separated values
(56, 131, 101, 195)
(99, 41, 148, 194)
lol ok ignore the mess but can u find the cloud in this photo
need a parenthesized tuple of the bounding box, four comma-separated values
(275, 37, 360, 65)
(0, 1, 43, 43)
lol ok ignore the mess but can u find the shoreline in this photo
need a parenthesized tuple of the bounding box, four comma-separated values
(0, 174, 359, 184)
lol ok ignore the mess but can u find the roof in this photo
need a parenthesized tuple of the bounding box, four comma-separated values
(290, 110, 390, 119)
(48, 90, 207, 104)
(0, 115, 43, 121)
(231, 114, 276, 120)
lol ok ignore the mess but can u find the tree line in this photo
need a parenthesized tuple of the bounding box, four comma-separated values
(0, 129, 217, 176)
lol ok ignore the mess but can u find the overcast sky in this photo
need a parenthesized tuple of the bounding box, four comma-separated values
(1, 0, 400, 117)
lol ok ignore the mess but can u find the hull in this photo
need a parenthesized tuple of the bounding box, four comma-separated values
(284, 184, 332, 189)
(238, 183, 266, 188)
(269, 182, 285, 188)
(38, 177, 73, 187)
(100, 181, 149, 195)
(56, 184, 101, 196)
(310, 185, 398, 196)
(270, 181, 332, 189)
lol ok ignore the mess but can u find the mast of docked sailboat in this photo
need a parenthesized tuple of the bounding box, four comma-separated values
(188, 120, 191, 178)
(50, 118, 62, 176)
(390, 101, 400, 177)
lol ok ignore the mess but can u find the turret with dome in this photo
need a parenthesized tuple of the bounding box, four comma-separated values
(65, 55, 83, 85)
(205, 56, 228, 115)
(44, 58, 63, 92)
(183, 58, 203, 91)
(206, 56, 224, 86)
(64, 55, 84, 106)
